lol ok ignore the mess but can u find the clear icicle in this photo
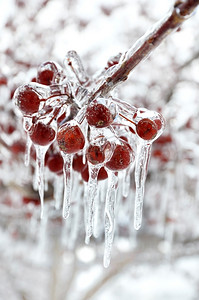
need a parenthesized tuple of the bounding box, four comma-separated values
(128, 189, 137, 248)
(62, 154, 73, 219)
(93, 180, 107, 238)
(69, 181, 82, 248)
(134, 141, 152, 230)
(122, 166, 133, 198)
(93, 187, 102, 238)
(24, 134, 32, 167)
(64, 50, 89, 84)
(54, 174, 64, 210)
(33, 161, 38, 191)
(103, 171, 118, 268)
(35, 145, 48, 219)
(82, 123, 88, 165)
(85, 164, 100, 244)
(114, 178, 123, 239)
(83, 181, 88, 233)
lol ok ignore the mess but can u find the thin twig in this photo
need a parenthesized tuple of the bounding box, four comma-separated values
(165, 49, 199, 102)
(88, 0, 199, 102)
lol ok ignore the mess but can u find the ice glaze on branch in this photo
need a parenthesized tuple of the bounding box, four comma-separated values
(89, 0, 199, 101)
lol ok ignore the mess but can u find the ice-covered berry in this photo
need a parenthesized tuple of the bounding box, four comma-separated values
(57, 124, 85, 154)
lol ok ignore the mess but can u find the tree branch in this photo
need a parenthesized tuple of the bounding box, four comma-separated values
(89, 0, 199, 102)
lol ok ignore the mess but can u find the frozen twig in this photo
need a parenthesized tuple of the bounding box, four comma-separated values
(89, 0, 199, 101)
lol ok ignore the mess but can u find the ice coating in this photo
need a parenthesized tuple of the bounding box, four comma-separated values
(85, 164, 100, 244)
(35, 145, 49, 219)
(24, 134, 32, 167)
(134, 142, 152, 230)
(62, 154, 73, 219)
(64, 50, 89, 85)
(103, 171, 118, 268)
(15, 51, 166, 267)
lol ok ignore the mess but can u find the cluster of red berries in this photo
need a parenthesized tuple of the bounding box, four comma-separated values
(14, 56, 165, 189)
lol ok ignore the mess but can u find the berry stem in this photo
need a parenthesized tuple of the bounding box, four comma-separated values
(119, 113, 136, 126)
(88, 0, 199, 102)
(47, 104, 64, 126)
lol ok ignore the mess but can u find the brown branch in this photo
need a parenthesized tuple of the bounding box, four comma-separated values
(89, 0, 199, 102)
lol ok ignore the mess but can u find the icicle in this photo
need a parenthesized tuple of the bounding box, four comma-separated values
(33, 162, 38, 192)
(44, 167, 48, 192)
(62, 154, 73, 219)
(82, 123, 88, 165)
(127, 188, 137, 247)
(85, 164, 100, 244)
(134, 141, 152, 230)
(93, 186, 102, 238)
(111, 97, 137, 122)
(122, 166, 133, 198)
(54, 174, 64, 210)
(114, 177, 123, 239)
(69, 180, 83, 248)
(83, 180, 88, 233)
(24, 134, 32, 166)
(93, 180, 107, 238)
(35, 145, 48, 219)
(103, 171, 118, 268)
(64, 50, 89, 84)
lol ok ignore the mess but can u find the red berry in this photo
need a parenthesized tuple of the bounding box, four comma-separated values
(47, 153, 64, 174)
(106, 144, 132, 171)
(57, 124, 85, 154)
(152, 149, 169, 163)
(81, 164, 108, 182)
(154, 119, 162, 130)
(36, 61, 59, 85)
(16, 86, 41, 115)
(1, 123, 15, 134)
(10, 89, 16, 100)
(97, 167, 108, 181)
(86, 103, 113, 128)
(136, 118, 157, 140)
(86, 145, 105, 165)
(44, 145, 54, 164)
(72, 154, 86, 172)
(37, 69, 54, 85)
(155, 134, 172, 145)
(22, 196, 40, 206)
(57, 112, 67, 126)
(10, 141, 26, 155)
(81, 164, 89, 182)
(0, 77, 7, 86)
(29, 122, 56, 146)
